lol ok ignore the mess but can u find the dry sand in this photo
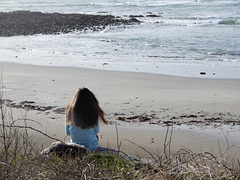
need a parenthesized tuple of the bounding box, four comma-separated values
(1, 62, 240, 159)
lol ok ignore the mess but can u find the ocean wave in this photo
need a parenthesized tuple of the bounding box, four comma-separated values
(208, 51, 240, 56)
(154, 17, 218, 26)
(147, 55, 185, 59)
(218, 19, 239, 25)
(147, 16, 240, 27)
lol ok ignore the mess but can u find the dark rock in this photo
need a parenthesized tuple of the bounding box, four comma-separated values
(146, 14, 162, 17)
(129, 15, 144, 18)
(41, 141, 88, 157)
(0, 11, 141, 37)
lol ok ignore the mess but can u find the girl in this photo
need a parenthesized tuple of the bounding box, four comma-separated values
(65, 88, 108, 151)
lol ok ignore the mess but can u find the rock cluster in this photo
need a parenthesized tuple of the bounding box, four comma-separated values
(0, 11, 140, 37)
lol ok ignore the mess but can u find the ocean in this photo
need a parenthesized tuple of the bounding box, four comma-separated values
(0, 0, 240, 78)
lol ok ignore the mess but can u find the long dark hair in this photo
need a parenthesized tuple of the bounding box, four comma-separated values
(66, 88, 108, 129)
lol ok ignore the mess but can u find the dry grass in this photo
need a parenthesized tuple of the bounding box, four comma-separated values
(0, 87, 240, 179)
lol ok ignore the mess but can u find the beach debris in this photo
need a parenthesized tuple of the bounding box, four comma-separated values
(115, 110, 240, 128)
(159, 108, 169, 112)
(188, 120, 201, 123)
(20, 100, 35, 104)
(170, 114, 198, 120)
(0, 99, 13, 104)
(117, 117, 126, 121)
(53, 108, 66, 114)
(166, 112, 240, 127)
(163, 121, 173, 126)
(139, 114, 151, 122)
(117, 113, 153, 122)
(3, 98, 240, 129)
(114, 113, 126, 116)
(6, 99, 56, 111)
(180, 115, 198, 118)
(204, 117, 221, 121)
(149, 121, 161, 125)
(126, 115, 140, 120)
(163, 120, 181, 126)
(4, 99, 67, 114)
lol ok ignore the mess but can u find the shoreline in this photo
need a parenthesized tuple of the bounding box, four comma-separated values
(1, 62, 240, 158)
(2, 60, 240, 80)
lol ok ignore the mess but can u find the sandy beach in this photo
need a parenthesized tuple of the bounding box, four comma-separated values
(1, 62, 240, 159)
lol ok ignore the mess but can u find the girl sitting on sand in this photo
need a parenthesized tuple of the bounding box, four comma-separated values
(65, 88, 108, 151)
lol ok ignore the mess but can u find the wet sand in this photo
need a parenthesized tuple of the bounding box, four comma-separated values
(1, 62, 240, 159)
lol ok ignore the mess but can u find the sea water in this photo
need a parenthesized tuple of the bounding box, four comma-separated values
(0, 0, 240, 78)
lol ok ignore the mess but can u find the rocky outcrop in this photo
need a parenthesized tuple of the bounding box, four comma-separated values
(0, 11, 140, 37)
